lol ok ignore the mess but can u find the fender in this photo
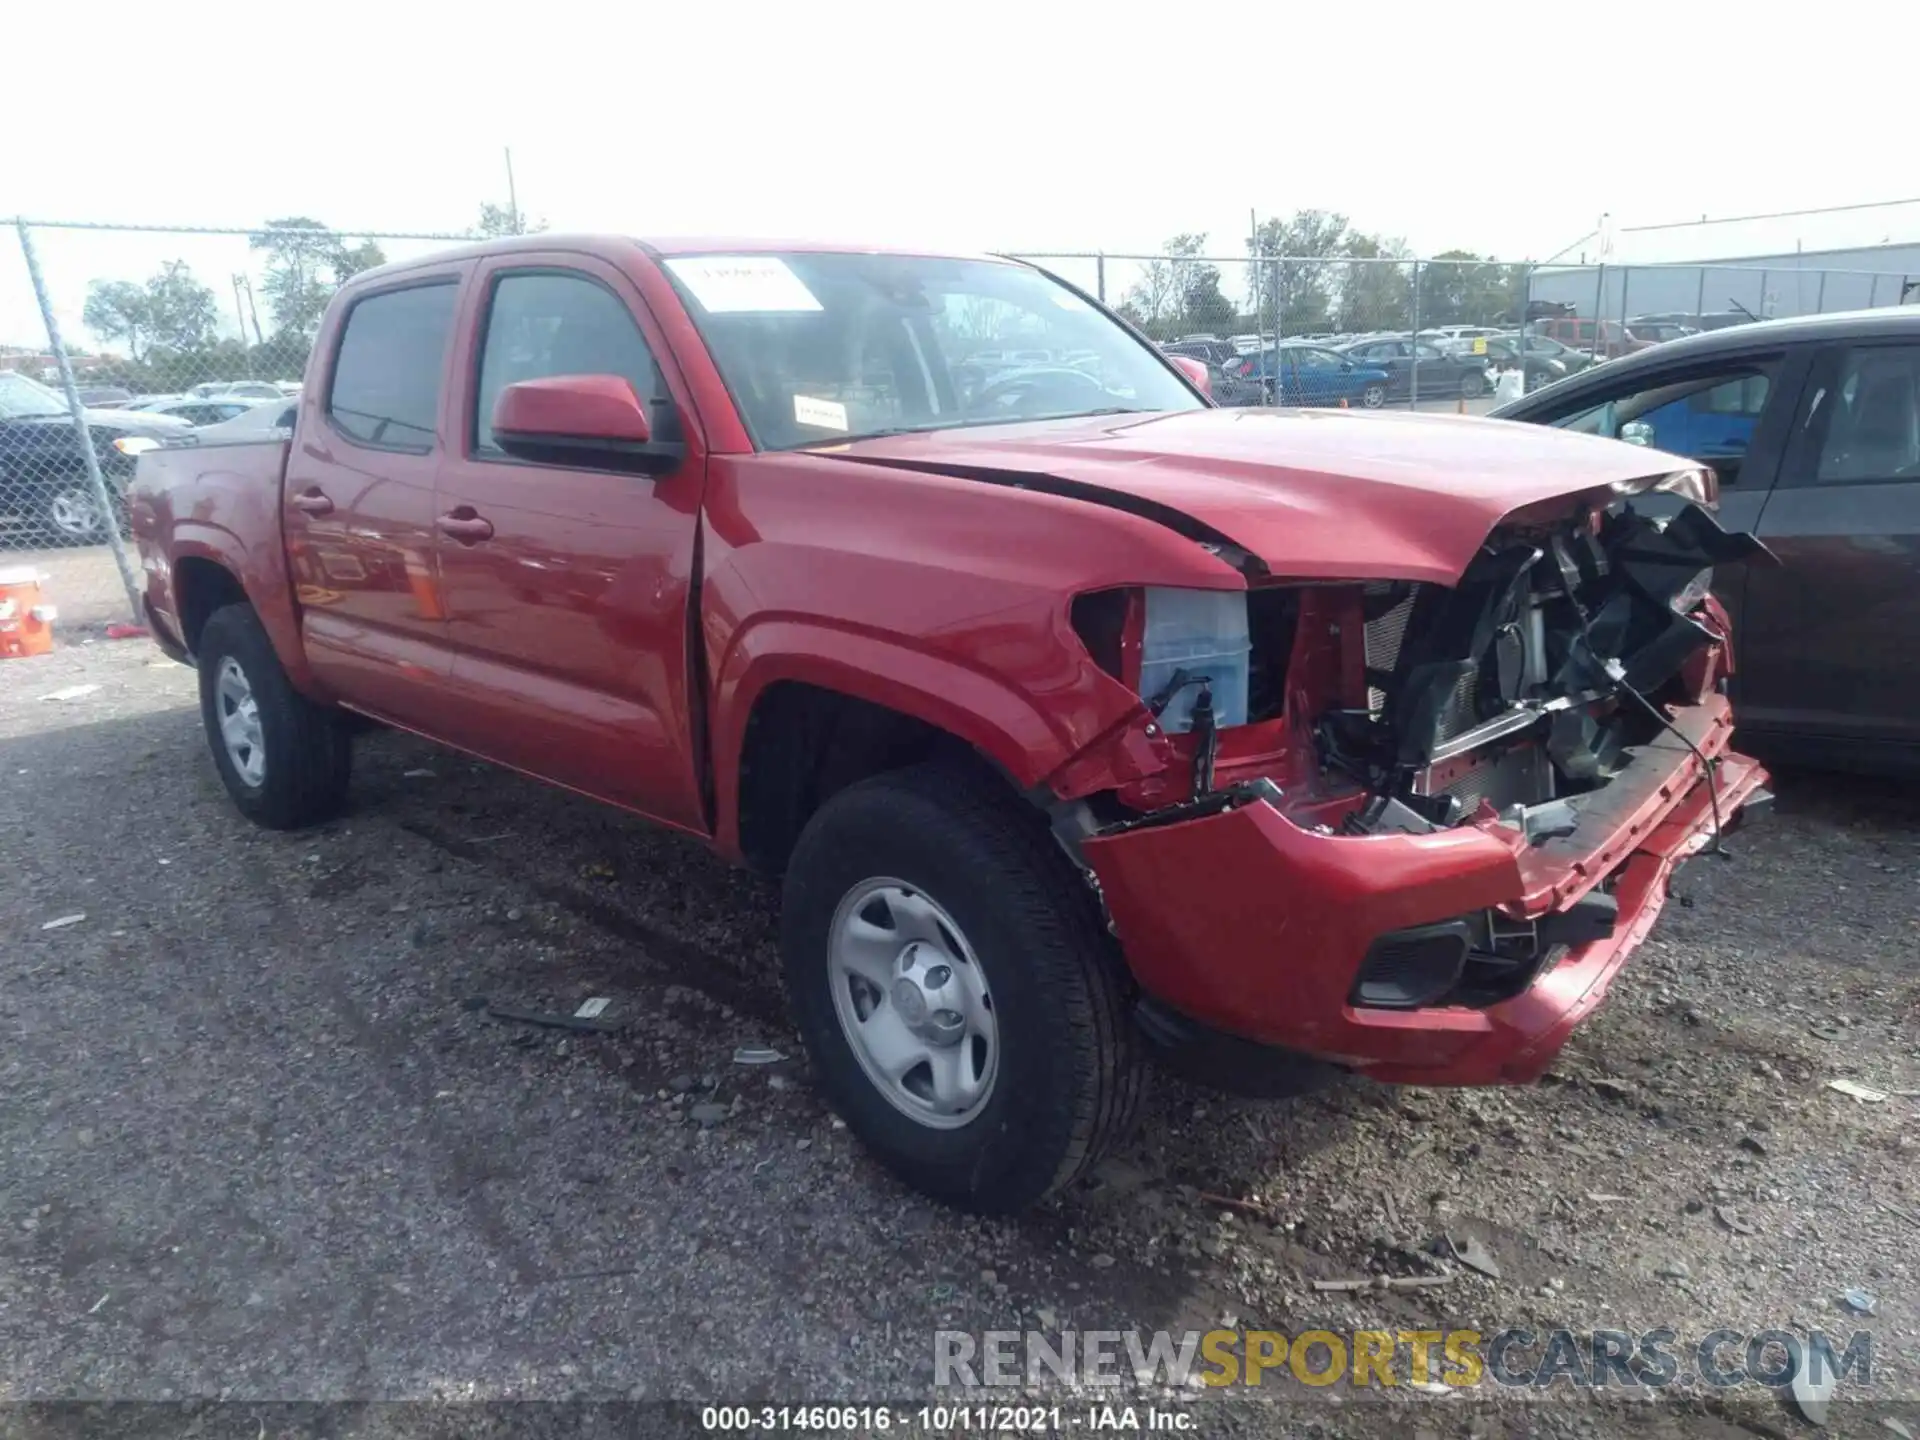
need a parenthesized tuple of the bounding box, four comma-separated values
(167, 520, 320, 697)
(710, 617, 1093, 861)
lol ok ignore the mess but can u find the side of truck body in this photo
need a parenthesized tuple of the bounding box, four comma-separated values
(130, 234, 1770, 1212)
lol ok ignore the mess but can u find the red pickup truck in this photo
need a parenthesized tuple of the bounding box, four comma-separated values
(129, 236, 1771, 1212)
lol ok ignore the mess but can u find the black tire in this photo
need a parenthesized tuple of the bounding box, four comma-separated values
(1459, 369, 1488, 399)
(1361, 382, 1387, 409)
(196, 603, 352, 829)
(781, 761, 1145, 1213)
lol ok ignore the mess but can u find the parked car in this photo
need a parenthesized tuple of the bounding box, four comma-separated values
(1161, 338, 1240, 368)
(1438, 335, 1565, 391)
(1527, 316, 1653, 359)
(125, 395, 273, 426)
(1228, 343, 1394, 407)
(1515, 332, 1606, 376)
(1494, 306, 1920, 774)
(1625, 320, 1700, 345)
(129, 235, 1768, 1213)
(75, 385, 134, 408)
(1337, 336, 1493, 399)
(0, 371, 189, 542)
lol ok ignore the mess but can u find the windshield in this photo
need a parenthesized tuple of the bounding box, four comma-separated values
(0, 371, 72, 420)
(662, 252, 1204, 449)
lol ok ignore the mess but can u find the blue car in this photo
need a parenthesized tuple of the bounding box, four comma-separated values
(1226, 344, 1392, 409)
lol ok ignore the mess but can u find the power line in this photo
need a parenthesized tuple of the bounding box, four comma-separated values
(1621, 197, 1920, 234)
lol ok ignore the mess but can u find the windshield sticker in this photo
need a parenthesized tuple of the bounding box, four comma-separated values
(666, 256, 823, 314)
(793, 395, 849, 431)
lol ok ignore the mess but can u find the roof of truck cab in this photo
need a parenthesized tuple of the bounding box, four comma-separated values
(345, 234, 1012, 286)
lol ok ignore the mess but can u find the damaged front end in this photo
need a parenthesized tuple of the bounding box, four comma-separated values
(1065, 471, 1774, 1091)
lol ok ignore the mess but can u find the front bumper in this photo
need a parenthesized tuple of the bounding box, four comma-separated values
(1081, 694, 1768, 1087)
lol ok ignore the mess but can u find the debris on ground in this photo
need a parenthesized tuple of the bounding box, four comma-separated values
(37, 685, 99, 701)
(1441, 1234, 1501, 1279)
(1715, 1205, 1757, 1236)
(483, 1001, 623, 1034)
(732, 1046, 786, 1065)
(573, 997, 611, 1019)
(1840, 1288, 1877, 1316)
(688, 1103, 729, 1128)
(1790, 1348, 1836, 1426)
(1827, 1078, 1890, 1103)
(39, 914, 86, 930)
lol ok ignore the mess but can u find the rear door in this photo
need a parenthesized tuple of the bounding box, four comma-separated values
(1738, 340, 1920, 754)
(430, 254, 711, 833)
(285, 273, 465, 728)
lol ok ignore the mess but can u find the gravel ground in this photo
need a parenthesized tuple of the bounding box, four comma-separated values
(2, 637, 1917, 1439)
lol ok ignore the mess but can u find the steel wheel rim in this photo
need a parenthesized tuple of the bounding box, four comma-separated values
(215, 657, 267, 787)
(828, 877, 998, 1130)
(48, 488, 99, 537)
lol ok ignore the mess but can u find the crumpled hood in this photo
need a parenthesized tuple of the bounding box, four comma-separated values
(828, 407, 1694, 585)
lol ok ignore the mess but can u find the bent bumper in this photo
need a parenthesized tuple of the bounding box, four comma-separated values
(1081, 697, 1768, 1087)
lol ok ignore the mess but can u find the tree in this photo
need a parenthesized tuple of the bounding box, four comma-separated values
(332, 239, 388, 283)
(1422, 250, 1528, 326)
(1125, 233, 1212, 338)
(143, 261, 218, 354)
(249, 217, 341, 339)
(83, 280, 151, 360)
(1337, 233, 1414, 333)
(1248, 211, 1352, 334)
(476, 201, 547, 237)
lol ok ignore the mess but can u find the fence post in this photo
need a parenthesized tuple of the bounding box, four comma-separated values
(1816, 270, 1827, 314)
(1590, 264, 1605, 361)
(1095, 252, 1106, 305)
(1272, 258, 1284, 345)
(1409, 260, 1421, 407)
(1695, 268, 1708, 320)
(14, 219, 143, 624)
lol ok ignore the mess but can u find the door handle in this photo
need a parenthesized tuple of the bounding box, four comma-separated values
(436, 510, 494, 543)
(291, 489, 334, 515)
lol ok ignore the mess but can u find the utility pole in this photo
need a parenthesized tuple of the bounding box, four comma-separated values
(505, 147, 521, 234)
(230, 274, 254, 375)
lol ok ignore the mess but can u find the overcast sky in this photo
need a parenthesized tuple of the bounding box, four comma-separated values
(3, 0, 1911, 349)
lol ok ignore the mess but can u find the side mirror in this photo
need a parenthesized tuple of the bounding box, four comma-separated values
(492, 374, 679, 474)
(1167, 354, 1212, 397)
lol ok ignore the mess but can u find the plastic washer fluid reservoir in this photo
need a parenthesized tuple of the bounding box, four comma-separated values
(1137, 587, 1249, 734)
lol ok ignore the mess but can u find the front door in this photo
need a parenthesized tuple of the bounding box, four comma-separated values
(284, 275, 464, 728)
(431, 257, 710, 834)
(1739, 339, 1920, 755)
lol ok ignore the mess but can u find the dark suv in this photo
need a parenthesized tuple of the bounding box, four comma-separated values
(1494, 306, 1920, 775)
(0, 371, 189, 544)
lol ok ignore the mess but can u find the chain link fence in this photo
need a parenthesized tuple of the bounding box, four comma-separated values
(6, 219, 1917, 623)
(0, 219, 469, 618)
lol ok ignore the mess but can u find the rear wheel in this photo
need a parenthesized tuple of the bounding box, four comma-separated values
(781, 761, 1145, 1212)
(196, 604, 352, 829)
(1459, 369, 1488, 399)
(1361, 382, 1387, 409)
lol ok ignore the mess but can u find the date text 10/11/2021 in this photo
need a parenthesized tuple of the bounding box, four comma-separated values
(699, 1405, 1194, 1431)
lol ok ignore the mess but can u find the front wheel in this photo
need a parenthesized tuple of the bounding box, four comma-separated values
(197, 603, 352, 829)
(1459, 369, 1488, 399)
(42, 483, 108, 544)
(781, 762, 1145, 1213)
(1360, 382, 1387, 409)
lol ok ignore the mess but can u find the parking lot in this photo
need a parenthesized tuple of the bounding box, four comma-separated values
(0, 566, 1915, 1436)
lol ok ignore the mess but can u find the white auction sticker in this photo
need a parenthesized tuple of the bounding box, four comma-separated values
(793, 395, 849, 431)
(665, 256, 823, 314)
